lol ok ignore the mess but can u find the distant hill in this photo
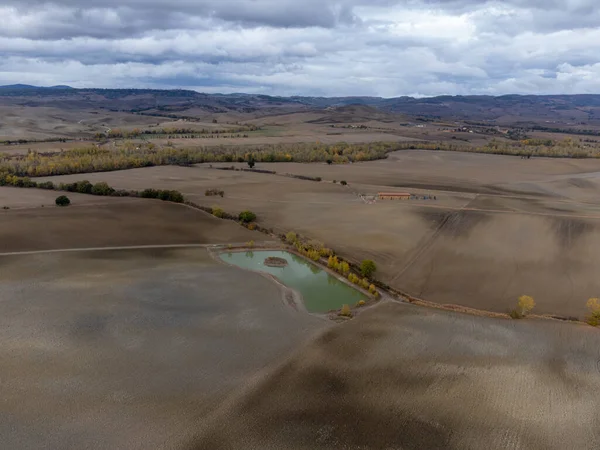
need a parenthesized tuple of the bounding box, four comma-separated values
(1, 85, 600, 125)
(0, 84, 74, 90)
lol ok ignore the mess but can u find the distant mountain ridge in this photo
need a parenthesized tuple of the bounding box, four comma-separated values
(1, 84, 600, 124)
(0, 84, 76, 90)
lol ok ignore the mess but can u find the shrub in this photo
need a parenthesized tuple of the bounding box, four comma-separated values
(140, 188, 159, 198)
(239, 210, 257, 223)
(340, 180, 347, 185)
(307, 240, 324, 251)
(357, 300, 366, 307)
(205, 189, 224, 197)
(212, 207, 225, 218)
(286, 231, 297, 244)
(161, 190, 184, 202)
(360, 260, 377, 278)
(55, 195, 70, 207)
(158, 190, 171, 201)
(75, 180, 93, 194)
(37, 181, 55, 190)
(247, 240, 255, 248)
(140, 188, 183, 202)
(59, 182, 78, 192)
(170, 191, 185, 203)
(320, 248, 333, 257)
(339, 304, 352, 317)
(91, 182, 115, 196)
(509, 309, 524, 320)
(247, 223, 257, 231)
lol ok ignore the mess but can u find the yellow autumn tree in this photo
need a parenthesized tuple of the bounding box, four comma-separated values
(339, 304, 352, 317)
(340, 261, 350, 276)
(285, 231, 297, 244)
(517, 295, 535, 316)
(586, 298, 600, 326)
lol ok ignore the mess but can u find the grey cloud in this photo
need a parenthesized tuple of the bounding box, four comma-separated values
(1, 0, 357, 39)
(1, 0, 600, 96)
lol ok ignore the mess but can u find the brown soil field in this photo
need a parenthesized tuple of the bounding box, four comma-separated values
(0, 106, 162, 140)
(0, 193, 259, 253)
(0, 248, 328, 449)
(189, 302, 600, 450)
(36, 150, 600, 318)
(0, 140, 89, 156)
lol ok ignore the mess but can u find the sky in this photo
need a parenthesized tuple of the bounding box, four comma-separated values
(1, 0, 600, 97)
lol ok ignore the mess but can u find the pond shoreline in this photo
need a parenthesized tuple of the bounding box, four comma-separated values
(212, 248, 370, 316)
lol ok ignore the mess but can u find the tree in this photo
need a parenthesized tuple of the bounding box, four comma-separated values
(340, 180, 347, 185)
(516, 295, 535, 317)
(340, 261, 350, 275)
(586, 298, 600, 326)
(239, 210, 257, 223)
(247, 155, 255, 168)
(360, 260, 377, 278)
(55, 195, 70, 207)
(326, 159, 333, 165)
(286, 231, 297, 244)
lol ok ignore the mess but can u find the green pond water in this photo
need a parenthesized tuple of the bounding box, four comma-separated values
(219, 250, 366, 313)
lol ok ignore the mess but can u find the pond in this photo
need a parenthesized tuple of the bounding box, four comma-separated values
(219, 250, 366, 313)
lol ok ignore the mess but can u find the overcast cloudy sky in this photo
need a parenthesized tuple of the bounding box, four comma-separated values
(1, 0, 600, 96)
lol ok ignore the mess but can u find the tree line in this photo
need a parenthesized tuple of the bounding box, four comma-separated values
(96, 125, 260, 140)
(400, 137, 600, 158)
(0, 172, 185, 203)
(0, 141, 404, 177)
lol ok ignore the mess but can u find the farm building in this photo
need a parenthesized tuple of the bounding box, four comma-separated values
(378, 192, 411, 200)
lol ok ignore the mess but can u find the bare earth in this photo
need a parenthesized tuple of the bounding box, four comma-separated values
(190, 302, 600, 450)
(0, 248, 328, 449)
(36, 150, 600, 318)
(4, 97, 600, 450)
(0, 191, 259, 253)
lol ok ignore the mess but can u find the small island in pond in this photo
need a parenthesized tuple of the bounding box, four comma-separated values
(264, 256, 289, 267)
